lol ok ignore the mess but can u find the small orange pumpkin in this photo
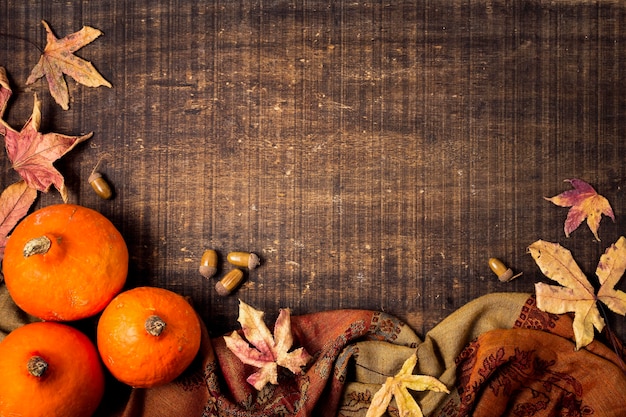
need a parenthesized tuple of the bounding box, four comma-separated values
(96, 286, 202, 388)
(3, 204, 128, 321)
(0, 321, 105, 417)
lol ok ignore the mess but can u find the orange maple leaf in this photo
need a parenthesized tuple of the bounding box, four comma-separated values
(26, 20, 112, 110)
(0, 94, 92, 202)
(223, 300, 312, 391)
(529, 238, 626, 350)
(545, 179, 614, 241)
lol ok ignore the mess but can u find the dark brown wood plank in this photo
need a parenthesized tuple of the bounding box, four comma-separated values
(0, 1, 625, 342)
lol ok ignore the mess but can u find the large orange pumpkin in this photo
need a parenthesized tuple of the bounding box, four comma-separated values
(3, 204, 128, 321)
(97, 286, 202, 388)
(0, 321, 105, 417)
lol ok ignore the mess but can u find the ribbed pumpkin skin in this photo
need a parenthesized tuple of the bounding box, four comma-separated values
(3, 204, 128, 321)
(97, 286, 202, 388)
(0, 321, 105, 417)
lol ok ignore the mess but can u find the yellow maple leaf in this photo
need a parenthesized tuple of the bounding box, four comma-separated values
(366, 352, 449, 417)
(545, 179, 614, 241)
(528, 237, 626, 350)
(26, 20, 112, 110)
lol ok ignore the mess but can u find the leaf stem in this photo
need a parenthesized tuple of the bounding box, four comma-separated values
(597, 302, 626, 373)
(0, 32, 42, 53)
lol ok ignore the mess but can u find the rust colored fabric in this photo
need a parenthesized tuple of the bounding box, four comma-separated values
(442, 328, 626, 416)
(435, 296, 626, 416)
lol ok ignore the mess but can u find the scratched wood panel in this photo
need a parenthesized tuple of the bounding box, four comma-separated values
(1, 0, 625, 342)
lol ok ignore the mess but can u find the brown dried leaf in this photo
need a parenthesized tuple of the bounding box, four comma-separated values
(1, 94, 92, 201)
(0, 67, 11, 119)
(529, 238, 626, 350)
(0, 180, 37, 260)
(223, 300, 312, 391)
(366, 353, 449, 417)
(26, 20, 111, 110)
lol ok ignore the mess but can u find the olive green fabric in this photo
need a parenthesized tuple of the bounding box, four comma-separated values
(337, 292, 530, 416)
(0, 283, 38, 342)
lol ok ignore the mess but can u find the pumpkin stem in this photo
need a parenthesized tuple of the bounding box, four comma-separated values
(23, 236, 52, 258)
(145, 315, 166, 336)
(27, 356, 48, 377)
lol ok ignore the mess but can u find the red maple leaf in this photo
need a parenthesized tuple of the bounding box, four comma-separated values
(545, 179, 615, 241)
(26, 20, 112, 110)
(0, 94, 92, 202)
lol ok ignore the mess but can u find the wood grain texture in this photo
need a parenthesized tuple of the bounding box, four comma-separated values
(1, 1, 625, 340)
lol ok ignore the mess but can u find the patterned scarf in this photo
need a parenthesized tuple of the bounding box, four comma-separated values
(1, 285, 624, 416)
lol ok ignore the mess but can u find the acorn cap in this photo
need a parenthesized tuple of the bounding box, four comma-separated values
(247, 253, 260, 269)
(88, 171, 102, 183)
(199, 265, 217, 279)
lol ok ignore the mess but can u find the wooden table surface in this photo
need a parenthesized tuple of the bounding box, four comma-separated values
(1, 1, 625, 341)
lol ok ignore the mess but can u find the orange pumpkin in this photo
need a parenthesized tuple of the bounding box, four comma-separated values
(0, 321, 105, 417)
(3, 204, 128, 321)
(96, 286, 202, 388)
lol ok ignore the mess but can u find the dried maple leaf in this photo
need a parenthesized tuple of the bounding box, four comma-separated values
(26, 20, 112, 110)
(0, 94, 92, 202)
(366, 352, 449, 417)
(0, 180, 37, 260)
(529, 238, 626, 350)
(223, 300, 312, 390)
(0, 67, 11, 118)
(545, 179, 614, 241)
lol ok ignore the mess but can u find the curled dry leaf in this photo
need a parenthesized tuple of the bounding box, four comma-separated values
(223, 300, 312, 391)
(529, 238, 626, 350)
(26, 20, 112, 110)
(366, 352, 449, 417)
(0, 67, 11, 119)
(0, 180, 37, 260)
(595, 238, 626, 316)
(545, 179, 614, 241)
(0, 94, 92, 202)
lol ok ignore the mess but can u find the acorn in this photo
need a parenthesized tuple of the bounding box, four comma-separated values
(227, 251, 260, 270)
(88, 172, 113, 200)
(199, 249, 218, 279)
(88, 155, 113, 200)
(215, 269, 244, 296)
(488, 258, 522, 282)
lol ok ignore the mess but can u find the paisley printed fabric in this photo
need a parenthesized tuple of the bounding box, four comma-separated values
(437, 297, 626, 416)
(110, 309, 419, 417)
(1, 284, 625, 417)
